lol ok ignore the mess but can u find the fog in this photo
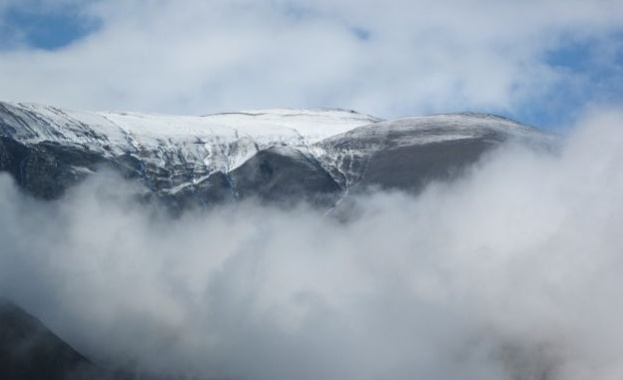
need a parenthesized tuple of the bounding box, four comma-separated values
(1, 110, 623, 380)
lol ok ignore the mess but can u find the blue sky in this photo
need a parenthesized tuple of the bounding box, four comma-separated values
(0, 0, 622, 132)
(0, 5, 98, 50)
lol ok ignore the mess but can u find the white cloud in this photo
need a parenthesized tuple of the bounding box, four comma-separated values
(0, 0, 622, 123)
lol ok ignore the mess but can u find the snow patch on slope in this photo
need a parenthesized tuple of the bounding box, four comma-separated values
(0, 102, 380, 176)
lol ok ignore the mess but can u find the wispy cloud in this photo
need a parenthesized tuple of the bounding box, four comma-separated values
(0, 0, 622, 128)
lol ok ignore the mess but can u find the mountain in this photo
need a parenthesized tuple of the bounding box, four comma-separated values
(0, 298, 99, 380)
(0, 101, 556, 210)
(0, 298, 183, 380)
(0, 101, 558, 379)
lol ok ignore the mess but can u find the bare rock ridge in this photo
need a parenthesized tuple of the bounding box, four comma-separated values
(0, 101, 556, 209)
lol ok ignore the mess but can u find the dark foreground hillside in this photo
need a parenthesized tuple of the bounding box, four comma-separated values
(0, 299, 178, 380)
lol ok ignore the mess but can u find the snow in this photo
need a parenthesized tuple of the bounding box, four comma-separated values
(0, 102, 380, 175)
(0, 102, 554, 191)
(322, 113, 556, 148)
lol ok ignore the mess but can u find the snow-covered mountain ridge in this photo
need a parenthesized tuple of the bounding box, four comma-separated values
(0, 101, 556, 207)
(0, 102, 379, 175)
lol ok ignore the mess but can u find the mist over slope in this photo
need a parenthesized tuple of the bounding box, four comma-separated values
(0, 108, 622, 379)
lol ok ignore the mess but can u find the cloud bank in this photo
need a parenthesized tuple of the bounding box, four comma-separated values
(0, 0, 622, 127)
(1, 109, 623, 379)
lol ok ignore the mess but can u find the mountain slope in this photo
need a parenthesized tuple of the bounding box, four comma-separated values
(0, 101, 556, 207)
(318, 113, 556, 192)
(0, 298, 96, 380)
(0, 299, 184, 380)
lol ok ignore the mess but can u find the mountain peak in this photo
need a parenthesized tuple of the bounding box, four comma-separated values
(0, 100, 556, 205)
